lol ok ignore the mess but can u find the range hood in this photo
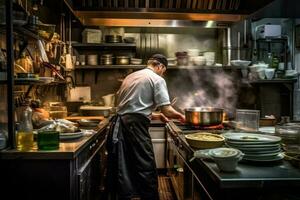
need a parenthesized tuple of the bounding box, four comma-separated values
(64, 0, 275, 27)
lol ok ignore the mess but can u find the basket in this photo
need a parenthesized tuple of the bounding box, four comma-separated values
(185, 132, 225, 149)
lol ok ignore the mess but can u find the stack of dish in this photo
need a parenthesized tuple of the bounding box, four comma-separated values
(223, 132, 283, 162)
(60, 131, 83, 140)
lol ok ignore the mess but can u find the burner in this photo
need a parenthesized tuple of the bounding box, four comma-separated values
(175, 123, 225, 131)
(188, 124, 224, 130)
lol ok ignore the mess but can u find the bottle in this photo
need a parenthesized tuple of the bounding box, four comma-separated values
(266, 52, 273, 67)
(16, 102, 34, 151)
(271, 56, 279, 69)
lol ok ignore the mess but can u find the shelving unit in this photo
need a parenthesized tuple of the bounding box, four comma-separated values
(75, 64, 145, 69)
(255, 38, 288, 70)
(74, 65, 241, 70)
(72, 42, 136, 48)
(250, 78, 297, 120)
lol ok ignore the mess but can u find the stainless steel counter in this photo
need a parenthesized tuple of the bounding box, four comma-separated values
(0, 118, 110, 159)
(178, 133, 300, 188)
(166, 121, 300, 200)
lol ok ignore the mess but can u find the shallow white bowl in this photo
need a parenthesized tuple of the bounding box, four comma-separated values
(230, 60, 251, 68)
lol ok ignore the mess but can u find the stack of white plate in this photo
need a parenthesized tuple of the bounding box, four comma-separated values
(60, 132, 83, 140)
(222, 132, 283, 162)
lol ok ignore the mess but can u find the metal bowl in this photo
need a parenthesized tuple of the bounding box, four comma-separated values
(184, 107, 223, 126)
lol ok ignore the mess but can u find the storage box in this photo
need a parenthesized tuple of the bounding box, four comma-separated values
(235, 109, 260, 131)
(82, 29, 102, 43)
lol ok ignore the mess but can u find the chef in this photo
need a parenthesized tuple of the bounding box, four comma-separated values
(106, 54, 185, 200)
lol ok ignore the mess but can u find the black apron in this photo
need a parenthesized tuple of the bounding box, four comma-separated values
(106, 114, 159, 200)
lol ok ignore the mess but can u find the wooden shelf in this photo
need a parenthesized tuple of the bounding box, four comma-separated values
(14, 79, 66, 85)
(0, 80, 7, 84)
(256, 38, 288, 43)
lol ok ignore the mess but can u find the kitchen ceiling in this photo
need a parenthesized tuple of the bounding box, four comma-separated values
(64, 0, 275, 27)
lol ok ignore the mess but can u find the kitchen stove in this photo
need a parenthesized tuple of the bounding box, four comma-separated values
(165, 120, 226, 200)
(167, 121, 229, 137)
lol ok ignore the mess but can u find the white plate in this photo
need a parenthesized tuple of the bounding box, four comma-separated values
(243, 153, 284, 162)
(238, 148, 281, 155)
(243, 151, 283, 158)
(226, 141, 281, 147)
(223, 132, 281, 143)
(259, 127, 275, 134)
(60, 132, 83, 140)
(226, 144, 281, 151)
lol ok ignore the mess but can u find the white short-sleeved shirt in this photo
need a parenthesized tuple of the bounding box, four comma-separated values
(116, 68, 170, 117)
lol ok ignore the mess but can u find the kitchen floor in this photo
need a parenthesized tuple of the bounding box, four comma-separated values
(158, 175, 177, 200)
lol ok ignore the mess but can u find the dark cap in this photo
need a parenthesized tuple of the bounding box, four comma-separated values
(149, 54, 168, 68)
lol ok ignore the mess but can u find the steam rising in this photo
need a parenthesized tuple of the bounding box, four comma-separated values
(169, 69, 237, 115)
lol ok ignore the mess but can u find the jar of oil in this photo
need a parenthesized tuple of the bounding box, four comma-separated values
(16, 103, 34, 151)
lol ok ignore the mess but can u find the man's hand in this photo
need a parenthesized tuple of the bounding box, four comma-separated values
(160, 105, 186, 124)
(151, 112, 170, 123)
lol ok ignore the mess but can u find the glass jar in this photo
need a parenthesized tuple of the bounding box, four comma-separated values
(275, 123, 300, 153)
(16, 104, 34, 151)
(37, 130, 59, 150)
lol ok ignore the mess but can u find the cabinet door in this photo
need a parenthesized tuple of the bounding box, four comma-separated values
(149, 126, 166, 168)
(172, 147, 193, 200)
(193, 175, 214, 200)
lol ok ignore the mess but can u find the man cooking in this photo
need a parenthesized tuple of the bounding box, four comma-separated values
(106, 54, 185, 200)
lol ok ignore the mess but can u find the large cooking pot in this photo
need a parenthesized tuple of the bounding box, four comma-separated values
(185, 107, 223, 126)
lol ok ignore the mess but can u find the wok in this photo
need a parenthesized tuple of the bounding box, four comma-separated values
(185, 107, 223, 126)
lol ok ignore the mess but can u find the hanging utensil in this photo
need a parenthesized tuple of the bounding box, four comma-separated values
(42, 62, 65, 80)
(237, 31, 240, 60)
(37, 39, 49, 63)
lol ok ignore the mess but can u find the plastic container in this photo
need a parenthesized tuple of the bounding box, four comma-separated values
(235, 109, 260, 131)
(82, 29, 102, 43)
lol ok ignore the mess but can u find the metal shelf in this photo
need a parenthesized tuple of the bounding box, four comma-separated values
(75, 65, 235, 70)
(250, 78, 297, 84)
(0, 25, 41, 40)
(72, 42, 136, 48)
(14, 79, 66, 85)
(75, 65, 145, 69)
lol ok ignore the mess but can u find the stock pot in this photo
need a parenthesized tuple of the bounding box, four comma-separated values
(185, 107, 223, 126)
